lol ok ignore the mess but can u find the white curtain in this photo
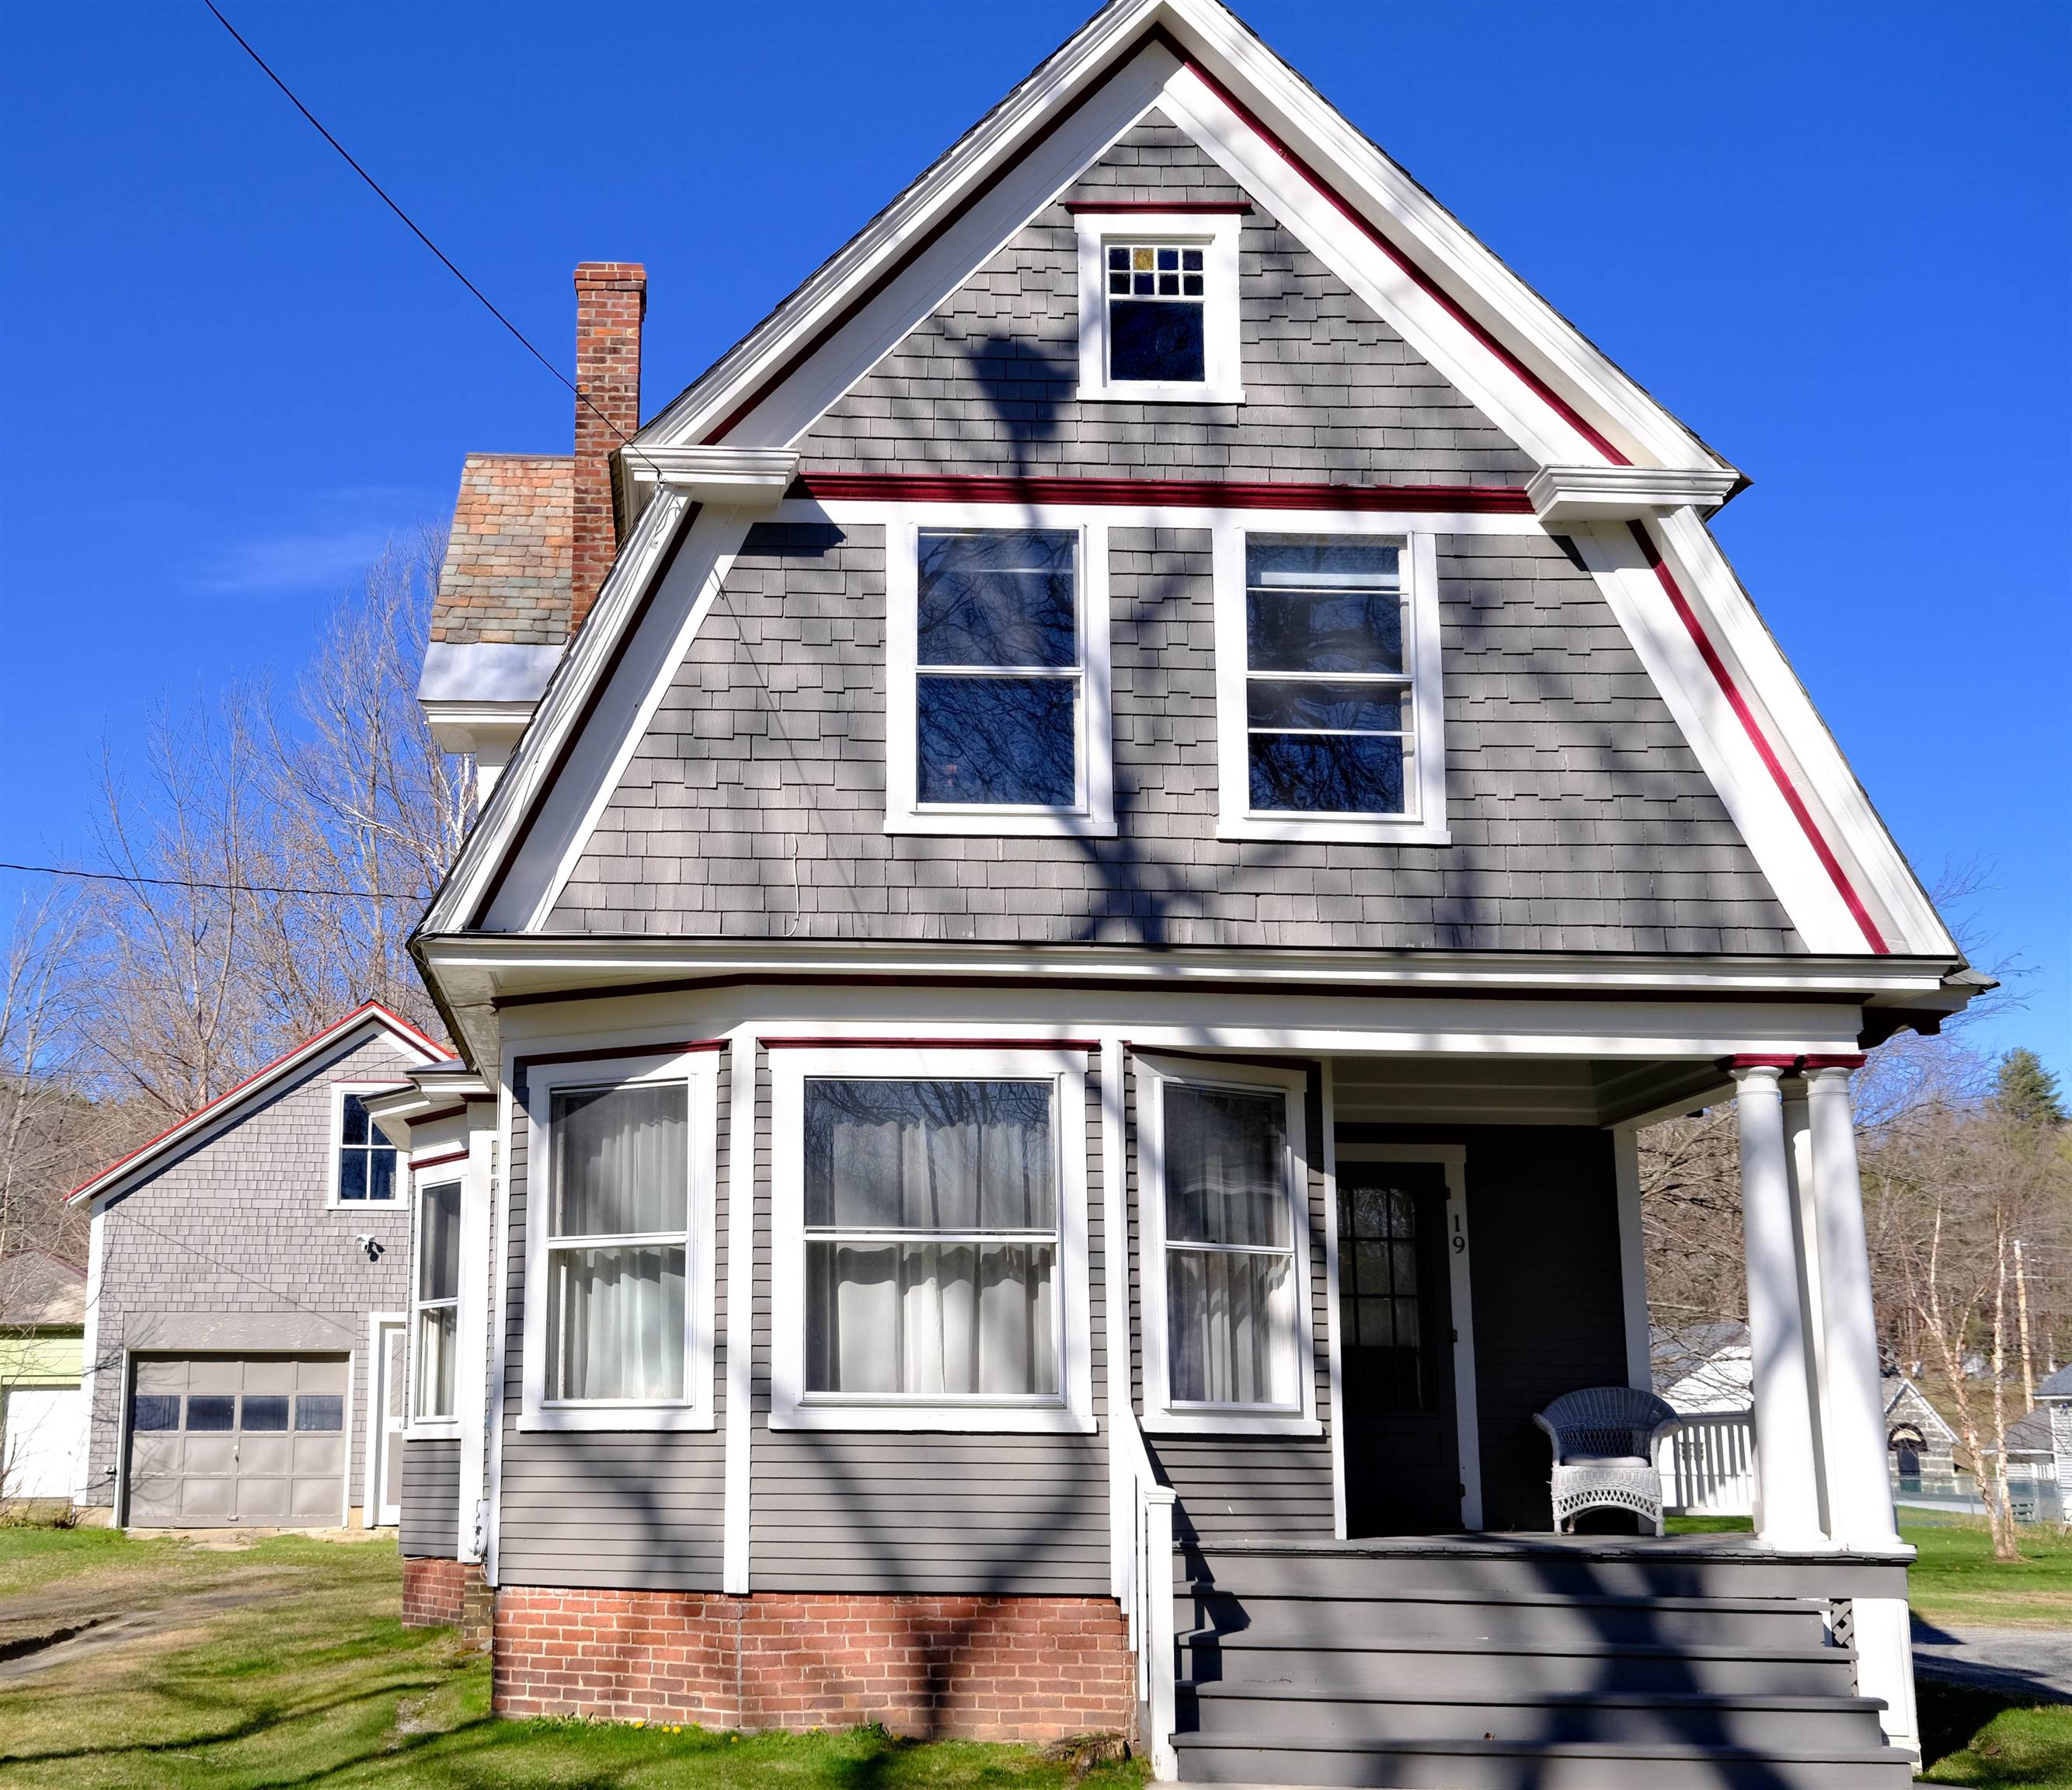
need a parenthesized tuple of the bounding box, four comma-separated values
(548, 1245, 685, 1402)
(1163, 1082, 1295, 1405)
(552, 1082, 688, 1237)
(416, 1304, 457, 1419)
(807, 1241, 1056, 1396)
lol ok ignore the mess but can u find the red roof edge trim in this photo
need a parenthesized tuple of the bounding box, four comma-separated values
(68, 1001, 446, 1203)
(792, 472, 1532, 514)
(1628, 521, 1889, 955)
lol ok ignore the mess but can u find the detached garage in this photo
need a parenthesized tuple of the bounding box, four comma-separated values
(66, 1002, 441, 1531)
(125, 1356, 350, 1527)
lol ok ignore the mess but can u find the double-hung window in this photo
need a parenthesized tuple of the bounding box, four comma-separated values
(1213, 528, 1447, 843)
(521, 1049, 719, 1430)
(771, 1046, 1093, 1432)
(413, 1180, 461, 1423)
(886, 523, 1113, 836)
(1074, 210, 1244, 403)
(333, 1088, 401, 1204)
(1138, 1055, 1316, 1434)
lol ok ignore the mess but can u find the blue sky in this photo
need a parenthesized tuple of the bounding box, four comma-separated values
(2, 1, 2066, 1076)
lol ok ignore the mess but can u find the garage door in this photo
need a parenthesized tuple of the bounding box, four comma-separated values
(125, 1356, 348, 1527)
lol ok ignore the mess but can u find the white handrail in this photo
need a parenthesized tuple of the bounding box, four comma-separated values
(1117, 1409, 1178, 1780)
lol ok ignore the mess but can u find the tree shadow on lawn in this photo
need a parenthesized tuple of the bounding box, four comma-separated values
(1917, 1677, 2072, 1789)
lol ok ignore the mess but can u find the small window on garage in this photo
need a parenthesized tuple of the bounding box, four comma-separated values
(333, 1087, 401, 1204)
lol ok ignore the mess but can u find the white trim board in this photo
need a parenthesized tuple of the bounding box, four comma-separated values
(1335, 1141, 1482, 1531)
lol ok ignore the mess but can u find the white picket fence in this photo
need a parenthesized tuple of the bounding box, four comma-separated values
(1657, 1411, 1756, 1516)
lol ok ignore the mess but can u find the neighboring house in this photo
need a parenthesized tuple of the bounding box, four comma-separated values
(1653, 1321, 1753, 1413)
(374, 1, 1980, 1781)
(2040, 1365, 2072, 1496)
(66, 1003, 443, 1530)
(1883, 1374, 1961, 1489)
(0, 1248, 88, 1504)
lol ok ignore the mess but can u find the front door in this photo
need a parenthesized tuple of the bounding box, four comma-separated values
(1337, 1161, 1461, 1535)
(370, 1321, 406, 1527)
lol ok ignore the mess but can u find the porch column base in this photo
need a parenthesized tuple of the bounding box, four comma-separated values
(1850, 1593, 1920, 1754)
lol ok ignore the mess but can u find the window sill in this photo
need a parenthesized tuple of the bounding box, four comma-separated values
(517, 1405, 716, 1433)
(326, 1199, 404, 1213)
(1218, 812, 1452, 847)
(885, 807, 1118, 839)
(1142, 1410, 1325, 1438)
(1074, 382, 1244, 406)
(773, 1400, 1098, 1435)
(402, 1421, 461, 1442)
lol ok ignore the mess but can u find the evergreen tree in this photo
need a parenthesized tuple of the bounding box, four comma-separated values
(1995, 1048, 2067, 1126)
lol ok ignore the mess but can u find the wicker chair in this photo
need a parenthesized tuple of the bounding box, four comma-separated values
(1534, 1387, 1683, 1535)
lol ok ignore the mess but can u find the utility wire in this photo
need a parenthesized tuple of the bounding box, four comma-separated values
(1, 859, 424, 904)
(200, 0, 647, 464)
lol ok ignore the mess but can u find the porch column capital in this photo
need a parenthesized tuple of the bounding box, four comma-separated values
(1734, 1063, 1827, 1547)
(1804, 1061, 1903, 1548)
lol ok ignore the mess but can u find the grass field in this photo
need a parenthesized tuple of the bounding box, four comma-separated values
(0, 1528, 1143, 1790)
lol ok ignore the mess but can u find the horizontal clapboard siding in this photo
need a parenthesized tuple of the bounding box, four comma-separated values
(400, 1437, 460, 1558)
(748, 1054, 1110, 1593)
(492, 1053, 730, 1590)
(1133, 1060, 1338, 1541)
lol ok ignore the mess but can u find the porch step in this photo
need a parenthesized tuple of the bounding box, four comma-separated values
(1168, 1540, 1913, 1787)
(1182, 1583, 1830, 1649)
(1176, 1683, 1890, 1748)
(1172, 1733, 1915, 1788)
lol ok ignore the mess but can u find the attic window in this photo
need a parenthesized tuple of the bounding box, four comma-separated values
(1075, 213, 1242, 404)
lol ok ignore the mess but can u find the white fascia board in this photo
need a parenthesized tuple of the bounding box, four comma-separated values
(1157, 0, 1728, 475)
(640, 0, 1169, 448)
(620, 444, 800, 507)
(1528, 465, 1740, 524)
(1652, 508, 1954, 956)
(421, 488, 694, 936)
(421, 932, 1959, 997)
(1569, 521, 1873, 956)
(420, 642, 565, 704)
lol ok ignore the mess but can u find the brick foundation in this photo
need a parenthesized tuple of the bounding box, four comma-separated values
(492, 1586, 1135, 1742)
(402, 1557, 492, 1642)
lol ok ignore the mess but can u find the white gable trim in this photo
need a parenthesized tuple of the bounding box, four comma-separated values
(67, 1005, 444, 1210)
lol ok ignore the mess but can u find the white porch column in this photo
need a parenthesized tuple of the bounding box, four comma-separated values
(1805, 1062, 1902, 1549)
(1733, 1062, 1825, 1547)
(1781, 1082, 1833, 1538)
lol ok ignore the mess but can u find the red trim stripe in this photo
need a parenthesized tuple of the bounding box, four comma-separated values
(1801, 1053, 1868, 1071)
(704, 25, 1627, 465)
(1064, 200, 1251, 214)
(1628, 520, 1888, 955)
(411, 1148, 471, 1172)
(1723, 1055, 1802, 1072)
(792, 471, 1531, 514)
(762, 1036, 1099, 1051)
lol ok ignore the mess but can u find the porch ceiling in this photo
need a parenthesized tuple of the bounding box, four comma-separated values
(1330, 1053, 1729, 1128)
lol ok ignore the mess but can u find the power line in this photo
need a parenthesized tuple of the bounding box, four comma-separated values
(200, 0, 642, 460)
(0, 860, 423, 904)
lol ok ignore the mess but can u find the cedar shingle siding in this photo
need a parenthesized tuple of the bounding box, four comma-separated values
(800, 117, 1535, 485)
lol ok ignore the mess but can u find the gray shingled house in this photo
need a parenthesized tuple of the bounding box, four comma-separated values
(372, 2, 1982, 1781)
(68, 1003, 441, 1530)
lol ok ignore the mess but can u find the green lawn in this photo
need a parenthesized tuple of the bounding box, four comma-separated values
(0, 1528, 1143, 1789)
(1904, 1513, 2072, 1630)
(1918, 1680, 2072, 1788)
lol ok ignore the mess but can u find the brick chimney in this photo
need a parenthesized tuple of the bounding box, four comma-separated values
(569, 261, 646, 632)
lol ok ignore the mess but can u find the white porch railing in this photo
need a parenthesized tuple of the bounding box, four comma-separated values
(1117, 1410, 1178, 1780)
(1658, 1412, 1757, 1517)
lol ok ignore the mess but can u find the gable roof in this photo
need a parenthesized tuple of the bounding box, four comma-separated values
(2038, 1365, 2072, 1402)
(0, 1248, 86, 1328)
(67, 1001, 444, 1209)
(1882, 1374, 1962, 1444)
(416, 0, 1962, 968)
(432, 453, 575, 646)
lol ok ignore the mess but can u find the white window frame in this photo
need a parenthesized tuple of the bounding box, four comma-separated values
(884, 518, 1115, 838)
(769, 1045, 1095, 1433)
(328, 1081, 406, 1208)
(1212, 522, 1449, 845)
(1137, 1052, 1319, 1437)
(519, 1049, 720, 1432)
(409, 1176, 463, 1431)
(1074, 212, 1244, 404)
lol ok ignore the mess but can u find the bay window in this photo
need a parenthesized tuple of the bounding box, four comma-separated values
(771, 1046, 1093, 1432)
(413, 1179, 461, 1423)
(1139, 1055, 1316, 1433)
(520, 1048, 719, 1430)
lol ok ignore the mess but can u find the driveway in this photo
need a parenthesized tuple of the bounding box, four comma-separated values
(1914, 1617, 2072, 1702)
